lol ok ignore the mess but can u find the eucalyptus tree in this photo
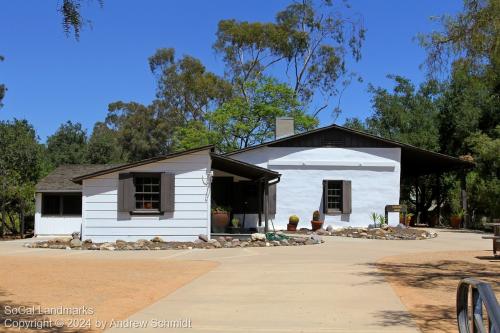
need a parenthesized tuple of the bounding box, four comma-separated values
(214, 0, 365, 118)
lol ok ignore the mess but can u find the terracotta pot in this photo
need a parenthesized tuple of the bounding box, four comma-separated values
(287, 223, 297, 231)
(212, 211, 230, 233)
(450, 215, 462, 229)
(311, 220, 324, 231)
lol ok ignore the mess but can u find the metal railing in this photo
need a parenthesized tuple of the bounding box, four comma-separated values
(457, 278, 500, 333)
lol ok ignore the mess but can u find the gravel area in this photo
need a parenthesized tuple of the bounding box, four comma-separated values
(0, 256, 217, 332)
(376, 251, 500, 333)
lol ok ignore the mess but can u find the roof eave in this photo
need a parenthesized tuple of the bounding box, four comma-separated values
(72, 145, 214, 183)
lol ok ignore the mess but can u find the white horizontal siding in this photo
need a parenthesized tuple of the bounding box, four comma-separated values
(85, 193, 207, 203)
(34, 194, 82, 236)
(85, 210, 208, 219)
(82, 149, 211, 242)
(88, 235, 199, 242)
(85, 227, 207, 236)
(85, 202, 207, 212)
(85, 219, 207, 228)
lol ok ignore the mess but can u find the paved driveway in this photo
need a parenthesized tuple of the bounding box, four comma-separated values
(0, 229, 488, 332)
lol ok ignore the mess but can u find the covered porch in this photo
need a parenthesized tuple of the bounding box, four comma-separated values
(210, 154, 280, 237)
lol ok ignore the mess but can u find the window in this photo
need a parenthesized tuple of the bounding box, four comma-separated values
(134, 174, 161, 211)
(118, 172, 174, 213)
(42, 193, 82, 216)
(323, 180, 352, 215)
(325, 180, 342, 212)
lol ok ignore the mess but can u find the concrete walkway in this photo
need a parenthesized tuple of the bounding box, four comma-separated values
(0, 229, 488, 332)
(112, 230, 486, 332)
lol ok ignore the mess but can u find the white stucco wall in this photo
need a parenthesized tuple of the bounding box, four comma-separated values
(34, 193, 82, 236)
(81, 149, 212, 242)
(230, 147, 401, 229)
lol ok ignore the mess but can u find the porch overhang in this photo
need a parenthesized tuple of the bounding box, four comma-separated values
(210, 154, 280, 182)
(401, 147, 474, 177)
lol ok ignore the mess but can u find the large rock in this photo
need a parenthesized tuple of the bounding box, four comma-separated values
(326, 225, 333, 232)
(198, 234, 209, 242)
(69, 239, 82, 248)
(251, 233, 266, 242)
(315, 229, 329, 236)
(294, 237, 306, 244)
(99, 243, 115, 251)
(309, 234, 322, 244)
(151, 236, 164, 243)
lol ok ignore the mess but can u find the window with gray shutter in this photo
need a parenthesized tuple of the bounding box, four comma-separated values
(323, 180, 352, 214)
(118, 173, 134, 212)
(160, 172, 175, 212)
(342, 180, 352, 214)
(118, 172, 175, 214)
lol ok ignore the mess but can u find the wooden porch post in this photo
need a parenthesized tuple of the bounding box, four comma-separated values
(264, 180, 269, 233)
(436, 173, 441, 227)
(460, 173, 468, 229)
(415, 176, 419, 225)
(257, 180, 262, 227)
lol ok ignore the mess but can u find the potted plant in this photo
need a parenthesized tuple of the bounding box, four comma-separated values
(287, 215, 299, 231)
(311, 210, 324, 231)
(450, 210, 463, 229)
(405, 213, 414, 227)
(211, 206, 230, 233)
(229, 217, 241, 234)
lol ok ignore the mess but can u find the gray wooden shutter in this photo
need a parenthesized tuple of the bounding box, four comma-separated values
(268, 183, 277, 214)
(322, 180, 328, 214)
(161, 172, 175, 212)
(342, 180, 352, 214)
(118, 173, 134, 212)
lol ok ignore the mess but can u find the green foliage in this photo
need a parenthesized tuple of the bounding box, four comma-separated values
(106, 101, 173, 161)
(46, 121, 87, 167)
(149, 48, 232, 122)
(0, 119, 44, 233)
(86, 122, 124, 164)
(464, 127, 500, 218)
(214, 0, 365, 115)
(419, 0, 500, 74)
(58, 0, 103, 40)
(365, 76, 441, 151)
(231, 217, 240, 227)
(171, 121, 215, 152)
(208, 77, 318, 152)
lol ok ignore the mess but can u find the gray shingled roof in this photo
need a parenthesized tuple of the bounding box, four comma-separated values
(35, 164, 124, 192)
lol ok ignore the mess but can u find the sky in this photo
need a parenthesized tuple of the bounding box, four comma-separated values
(0, 0, 461, 141)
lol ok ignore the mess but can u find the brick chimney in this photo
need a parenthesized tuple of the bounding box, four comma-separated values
(275, 117, 294, 139)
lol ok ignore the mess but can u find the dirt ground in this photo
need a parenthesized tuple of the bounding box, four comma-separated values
(0, 256, 217, 332)
(377, 251, 500, 333)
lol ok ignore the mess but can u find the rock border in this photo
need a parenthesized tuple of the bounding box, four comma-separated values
(287, 225, 437, 240)
(25, 233, 324, 251)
